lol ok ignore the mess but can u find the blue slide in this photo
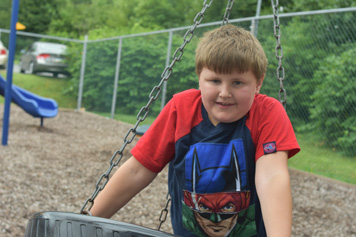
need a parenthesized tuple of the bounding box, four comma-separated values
(0, 74, 58, 125)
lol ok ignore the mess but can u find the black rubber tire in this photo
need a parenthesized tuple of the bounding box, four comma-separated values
(28, 62, 36, 74)
(24, 211, 176, 237)
(19, 61, 25, 73)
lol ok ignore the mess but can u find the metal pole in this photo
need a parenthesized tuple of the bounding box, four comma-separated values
(110, 38, 123, 119)
(160, 31, 173, 110)
(251, 0, 262, 37)
(2, 0, 19, 146)
(77, 35, 88, 111)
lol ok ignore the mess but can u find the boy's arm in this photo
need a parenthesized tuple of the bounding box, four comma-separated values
(255, 151, 292, 237)
(90, 156, 157, 218)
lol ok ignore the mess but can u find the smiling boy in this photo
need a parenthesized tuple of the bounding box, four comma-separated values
(91, 24, 300, 236)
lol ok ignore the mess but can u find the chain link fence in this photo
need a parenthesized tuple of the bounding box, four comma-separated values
(1, 7, 355, 183)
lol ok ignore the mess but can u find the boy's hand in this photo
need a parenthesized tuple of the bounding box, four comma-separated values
(91, 156, 157, 218)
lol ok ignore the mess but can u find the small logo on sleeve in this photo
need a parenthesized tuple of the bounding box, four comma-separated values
(263, 142, 277, 154)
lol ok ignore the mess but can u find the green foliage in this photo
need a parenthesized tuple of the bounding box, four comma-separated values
(261, 12, 356, 128)
(66, 30, 170, 115)
(274, 16, 330, 126)
(18, 0, 61, 34)
(65, 25, 210, 117)
(0, 0, 11, 29)
(6, 0, 356, 158)
(164, 32, 201, 102)
(258, 12, 356, 157)
(132, 0, 189, 29)
(3, 0, 355, 37)
(49, 0, 114, 36)
(309, 48, 356, 156)
(283, 0, 356, 12)
(116, 36, 168, 115)
(185, 0, 263, 24)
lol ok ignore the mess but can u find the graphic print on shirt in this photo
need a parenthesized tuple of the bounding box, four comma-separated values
(182, 139, 257, 236)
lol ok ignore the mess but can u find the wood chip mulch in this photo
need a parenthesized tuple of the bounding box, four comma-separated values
(1, 105, 355, 237)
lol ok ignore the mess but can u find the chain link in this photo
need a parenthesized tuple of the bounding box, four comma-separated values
(80, 0, 214, 226)
(222, 0, 235, 25)
(157, 193, 171, 231)
(271, 0, 287, 108)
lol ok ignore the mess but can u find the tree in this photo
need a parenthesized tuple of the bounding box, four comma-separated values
(0, 0, 11, 30)
(283, 0, 356, 12)
(18, 0, 60, 34)
(49, 0, 114, 37)
(310, 48, 356, 156)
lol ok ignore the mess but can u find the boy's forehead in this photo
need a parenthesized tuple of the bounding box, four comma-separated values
(200, 67, 257, 78)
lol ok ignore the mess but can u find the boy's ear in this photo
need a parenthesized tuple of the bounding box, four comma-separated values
(255, 74, 265, 94)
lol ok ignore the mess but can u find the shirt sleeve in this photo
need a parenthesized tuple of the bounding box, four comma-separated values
(131, 98, 177, 173)
(250, 96, 300, 161)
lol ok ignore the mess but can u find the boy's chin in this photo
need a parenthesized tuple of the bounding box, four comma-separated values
(209, 116, 240, 126)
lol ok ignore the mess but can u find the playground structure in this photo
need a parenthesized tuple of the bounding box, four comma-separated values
(2, 0, 355, 236)
(0, 75, 58, 127)
(0, 0, 58, 143)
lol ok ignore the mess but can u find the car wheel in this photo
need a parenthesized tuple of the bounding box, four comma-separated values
(19, 61, 25, 73)
(28, 62, 35, 74)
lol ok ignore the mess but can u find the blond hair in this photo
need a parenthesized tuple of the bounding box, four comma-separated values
(195, 24, 267, 81)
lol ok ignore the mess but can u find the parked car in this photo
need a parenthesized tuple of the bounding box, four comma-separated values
(0, 41, 7, 69)
(20, 42, 69, 77)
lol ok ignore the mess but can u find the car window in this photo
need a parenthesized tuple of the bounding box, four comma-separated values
(30, 44, 36, 53)
(38, 43, 67, 54)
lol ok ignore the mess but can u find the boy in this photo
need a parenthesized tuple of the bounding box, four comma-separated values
(91, 24, 300, 236)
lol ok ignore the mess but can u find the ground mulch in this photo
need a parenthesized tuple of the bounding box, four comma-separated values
(1, 104, 355, 237)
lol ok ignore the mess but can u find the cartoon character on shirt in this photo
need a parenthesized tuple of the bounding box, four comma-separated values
(182, 140, 256, 236)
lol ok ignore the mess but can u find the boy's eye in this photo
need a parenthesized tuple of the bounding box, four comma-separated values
(233, 81, 242, 85)
(210, 79, 220, 84)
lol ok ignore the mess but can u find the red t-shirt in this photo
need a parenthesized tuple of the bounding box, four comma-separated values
(131, 89, 300, 236)
(132, 89, 299, 173)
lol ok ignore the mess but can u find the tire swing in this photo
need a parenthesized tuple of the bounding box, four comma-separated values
(24, 0, 286, 236)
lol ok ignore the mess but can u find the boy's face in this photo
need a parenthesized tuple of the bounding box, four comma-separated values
(199, 68, 263, 126)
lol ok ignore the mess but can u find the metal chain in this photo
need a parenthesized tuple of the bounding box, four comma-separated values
(80, 0, 214, 223)
(222, 0, 235, 25)
(271, 0, 287, 108)
(157, 193, 171, 230)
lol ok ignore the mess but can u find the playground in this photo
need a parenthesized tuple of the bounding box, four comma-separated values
(0, 104, 355, 236)
(1, 0, 356, 236)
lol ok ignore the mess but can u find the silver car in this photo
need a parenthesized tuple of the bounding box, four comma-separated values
(20, 42, 69, 77)
(0, 41, 7, 69)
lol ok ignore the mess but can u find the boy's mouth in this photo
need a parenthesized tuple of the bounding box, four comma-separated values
(216, 102, 232, 106)
(216, 102, 234, 108)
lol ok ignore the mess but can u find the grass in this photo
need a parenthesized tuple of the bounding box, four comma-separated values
(1, 71, 355, 185)
(289, 133, 356, 185)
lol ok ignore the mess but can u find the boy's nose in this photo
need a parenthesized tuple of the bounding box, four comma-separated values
(219, 85, 232, 98)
